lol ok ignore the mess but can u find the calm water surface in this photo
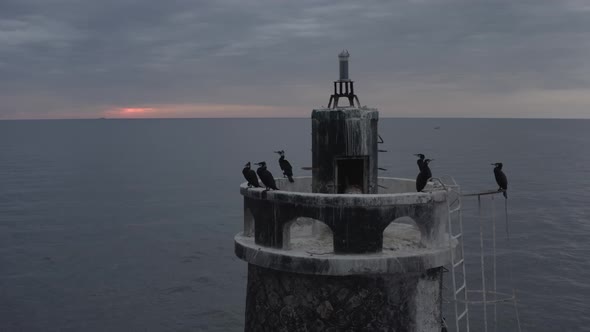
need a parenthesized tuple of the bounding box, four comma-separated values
(0, 118, 589, 331)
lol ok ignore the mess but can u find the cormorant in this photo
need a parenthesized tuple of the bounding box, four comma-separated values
(492, 162, 508, 198)
(242, 162, 260, 188)
(255, 162, 279, 190)
(274, 150, 294, 183)
(416, 159, 433, 192)
(414, 153, 425, 172)
(416, 170, 428, 192)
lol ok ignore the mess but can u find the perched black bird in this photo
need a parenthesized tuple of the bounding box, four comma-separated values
(242, 162, 260, 188)
(255, 162, 279, 190)
(416, 159, 433, 192)
(414, 153, 425, 172)
(274, 150, 294, 183)
(416, 170, 428, 192)
(492, 162, 508, 198)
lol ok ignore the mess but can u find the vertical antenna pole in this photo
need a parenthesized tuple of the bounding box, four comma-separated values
(504, 199, 523, 332)
(492, 195, 498, 332)
(478, 194, 488, 332)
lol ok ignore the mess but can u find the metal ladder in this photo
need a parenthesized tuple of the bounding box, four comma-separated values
(433, 177, 470, 332)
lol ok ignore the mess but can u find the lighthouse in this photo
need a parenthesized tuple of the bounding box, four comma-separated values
(235, 52, 458, 331)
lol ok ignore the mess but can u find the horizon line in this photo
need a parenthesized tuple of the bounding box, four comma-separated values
(1, 116, 590, 121)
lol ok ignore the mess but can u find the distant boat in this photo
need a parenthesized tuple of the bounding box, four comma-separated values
(434, 126, 440, 130)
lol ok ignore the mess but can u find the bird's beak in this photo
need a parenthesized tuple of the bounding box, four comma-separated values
(413, 154, 420, 157)
(273, 151, 280, 154)
(490, 163, 496, 165)
(430, 159, 435, 162)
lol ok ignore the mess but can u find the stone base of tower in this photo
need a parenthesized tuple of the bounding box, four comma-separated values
(244, 264, 443, 332)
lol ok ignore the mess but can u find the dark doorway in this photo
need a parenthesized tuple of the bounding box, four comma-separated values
(336, 158, 366, 194)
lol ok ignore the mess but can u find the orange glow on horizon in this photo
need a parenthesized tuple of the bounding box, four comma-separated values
(102, 103, 305, 118)
(120, 107, 154, 114)
(104, 107, 157, 118)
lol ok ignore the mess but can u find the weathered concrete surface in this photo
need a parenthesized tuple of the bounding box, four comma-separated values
(240, 176, 449, 254)
(244, 264, 443, 332)
(234, 223, 458, 276)
(312, 108, 379, 194)
(237, 176, 454, 329)
(247, 176, 438, 195)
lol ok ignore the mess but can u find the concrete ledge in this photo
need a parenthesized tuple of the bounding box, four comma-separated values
(241, 176, 453, 253)
(240, 177, 447, 207)
(312, 107, 379, 119)
(235, 225, 457, 276)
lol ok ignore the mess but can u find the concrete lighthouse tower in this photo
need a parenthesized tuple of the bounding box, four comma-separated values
(235, 52, 457, 331)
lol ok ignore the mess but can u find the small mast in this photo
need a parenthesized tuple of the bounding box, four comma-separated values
(328, 50, 361, 108)
(338, 49, 350, 81)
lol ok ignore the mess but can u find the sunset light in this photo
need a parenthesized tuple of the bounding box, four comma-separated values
(120, 107, 154, 114)
(104, 107, 157, 118)
(101, 104, 303, 119)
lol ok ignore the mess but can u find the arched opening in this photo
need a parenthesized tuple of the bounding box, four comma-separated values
(382, 217, 423, 250)
(243, 207, 254, 237)
(282, 217, 333, 254)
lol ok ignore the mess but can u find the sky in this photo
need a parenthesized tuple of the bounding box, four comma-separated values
(1, 0, 590, 119)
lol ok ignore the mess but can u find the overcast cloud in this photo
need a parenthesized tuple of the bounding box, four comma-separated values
(1, 0, 590, 119)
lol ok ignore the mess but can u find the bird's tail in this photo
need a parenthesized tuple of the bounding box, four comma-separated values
(503, 190, 507, 199)
(287, 175, 294, 183)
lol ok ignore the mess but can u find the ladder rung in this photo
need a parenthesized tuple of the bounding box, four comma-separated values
(457, 309, 468, 321)
(453, 258, 464, 268)
(449, 207, 460, 213)
(455, 283, 466, 295)
(452, 234, 462, 240)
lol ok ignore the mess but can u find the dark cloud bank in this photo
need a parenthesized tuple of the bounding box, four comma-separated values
(1, 0, 590, 119)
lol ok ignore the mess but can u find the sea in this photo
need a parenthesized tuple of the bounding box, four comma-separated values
(0, 118, 589, 331)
